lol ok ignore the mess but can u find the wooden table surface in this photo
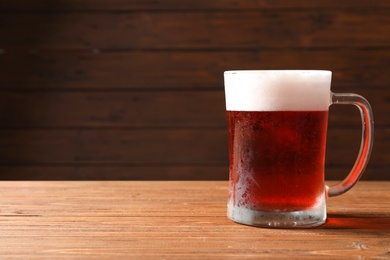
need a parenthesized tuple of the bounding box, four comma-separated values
(0, 181, 389, 259)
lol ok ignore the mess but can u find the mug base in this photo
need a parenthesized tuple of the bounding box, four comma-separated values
(227, 199, 326, 228)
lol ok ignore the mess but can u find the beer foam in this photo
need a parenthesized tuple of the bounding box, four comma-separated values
(224, 70, 332, 111)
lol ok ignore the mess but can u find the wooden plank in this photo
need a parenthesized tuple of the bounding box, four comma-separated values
(0, 89, 387, 128)
(2, 11, 390, 49)
(0, 129, 229, 164)
(1, 50, 390, 89)
(1, 0, 390, 11)
(0, 165, 386, 180)
(0, 91, 227, 128)
(0, 128, 386, 166)
(0, 181, 388, 258)
(0, 165, 229, 180)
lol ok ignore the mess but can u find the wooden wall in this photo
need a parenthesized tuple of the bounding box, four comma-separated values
(0, 1, 389, 180)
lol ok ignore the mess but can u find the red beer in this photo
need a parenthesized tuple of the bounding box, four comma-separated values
(227, 110, 328, 211)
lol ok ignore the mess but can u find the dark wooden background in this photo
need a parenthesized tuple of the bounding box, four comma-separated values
(0, 1, 389, 180)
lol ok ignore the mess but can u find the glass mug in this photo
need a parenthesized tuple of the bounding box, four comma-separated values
(224, 70, 374, 228)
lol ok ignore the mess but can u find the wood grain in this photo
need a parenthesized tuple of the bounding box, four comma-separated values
(0, 91, 227, 128)
(1, 0, 390, 11)
(0, 181, 389, 258)
(0, 129, 229, 164)
(0, 89, 388, 127)
(1, 50, 390, 89)
(0, 165, 229, 180)
(2, 11, 390, 49)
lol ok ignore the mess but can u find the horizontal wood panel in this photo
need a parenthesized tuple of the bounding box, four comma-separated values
(2, 11, 390, 49)
(0, 91, 226, 128)
(1, 0, 390, 11)
(0, 128, 386, 166)
(1, 50, 390, 89)
(0, 165, 386, 181)
(0, 129, 229, 164)
(0, 89, 388, 127)
(0, 165, 228, 180)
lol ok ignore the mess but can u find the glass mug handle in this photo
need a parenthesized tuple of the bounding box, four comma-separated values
(326, 92, 374, 197)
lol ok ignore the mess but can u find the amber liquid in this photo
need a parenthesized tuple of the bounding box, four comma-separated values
(227, 110, 328, 211)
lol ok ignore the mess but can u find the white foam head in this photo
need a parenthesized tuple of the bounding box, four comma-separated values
(224, 70, 332, 111)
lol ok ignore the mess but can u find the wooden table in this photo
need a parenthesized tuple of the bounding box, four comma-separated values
(1, 181, 389, 259)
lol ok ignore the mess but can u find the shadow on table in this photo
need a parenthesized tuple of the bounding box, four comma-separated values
(323, 213, 390, 230)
